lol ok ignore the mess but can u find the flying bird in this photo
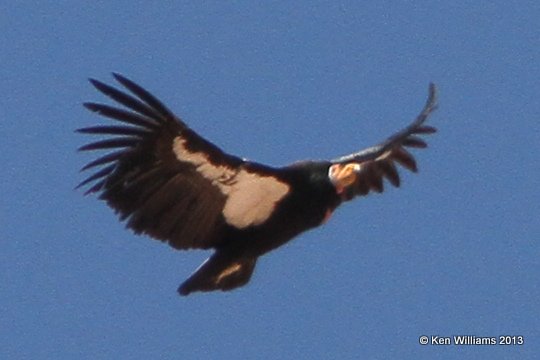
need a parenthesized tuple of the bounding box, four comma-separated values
(77, 74, 438, 296)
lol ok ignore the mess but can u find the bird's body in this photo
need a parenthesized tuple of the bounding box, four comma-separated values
(78, 74, 438, 295)
(224, 161, 340, 255)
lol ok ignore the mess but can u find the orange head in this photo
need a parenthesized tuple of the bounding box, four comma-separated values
(328, 163, 361, 194)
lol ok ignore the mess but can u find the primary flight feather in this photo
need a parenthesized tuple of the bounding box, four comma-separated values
(78, 74, 438, 295)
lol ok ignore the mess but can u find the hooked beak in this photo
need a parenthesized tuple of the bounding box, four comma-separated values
(328, 163, 361, 194)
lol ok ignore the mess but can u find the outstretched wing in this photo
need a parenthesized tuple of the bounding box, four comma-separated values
(332, 83, 438, 200)
(77, 74, 283, 250)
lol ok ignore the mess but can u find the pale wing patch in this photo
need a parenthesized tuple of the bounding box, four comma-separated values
(173, 137, 290, 229)
(375, 150, 392, 161)
(173, 137, 237, 182)
(222, 170, 289, 228)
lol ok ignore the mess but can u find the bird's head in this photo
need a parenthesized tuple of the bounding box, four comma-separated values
(328, 163, 361, 195)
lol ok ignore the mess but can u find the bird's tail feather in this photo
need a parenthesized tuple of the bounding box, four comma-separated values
(178, 252, 257, 296)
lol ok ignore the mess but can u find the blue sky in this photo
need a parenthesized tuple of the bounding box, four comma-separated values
(1, 1, 538, 359)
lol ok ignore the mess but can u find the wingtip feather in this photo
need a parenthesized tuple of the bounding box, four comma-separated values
(88, 78, 105, 90)
(426, 82, 438, 111)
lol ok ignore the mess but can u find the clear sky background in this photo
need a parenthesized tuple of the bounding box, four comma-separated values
(1, 2, 538, 359)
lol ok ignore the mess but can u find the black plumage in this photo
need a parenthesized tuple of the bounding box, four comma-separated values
(78, 74, 438, 295)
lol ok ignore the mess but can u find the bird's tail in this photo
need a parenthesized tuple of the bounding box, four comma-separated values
(178, 251, 258, 296)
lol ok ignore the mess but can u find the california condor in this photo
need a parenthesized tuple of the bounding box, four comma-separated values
(78, 74, 438, 296)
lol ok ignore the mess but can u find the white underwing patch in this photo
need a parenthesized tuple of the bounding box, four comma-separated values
(173, 137, 237, 180)
(222, 170, 290, 228)
(173, 137, 290, 228)
(376, 150, 392, 161)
